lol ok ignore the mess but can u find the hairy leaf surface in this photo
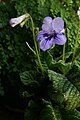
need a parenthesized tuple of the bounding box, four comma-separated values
(48, 70, 80, 109)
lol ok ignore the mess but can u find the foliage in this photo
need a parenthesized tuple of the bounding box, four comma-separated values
(48, 70, 80, 109)
(1, 0, 80, 120)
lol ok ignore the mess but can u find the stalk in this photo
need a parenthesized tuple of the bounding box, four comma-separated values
(30, 16, 44, 75)
(62, 44, 65, 63)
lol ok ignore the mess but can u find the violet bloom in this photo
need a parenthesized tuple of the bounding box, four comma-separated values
(37, 17, 67, 51)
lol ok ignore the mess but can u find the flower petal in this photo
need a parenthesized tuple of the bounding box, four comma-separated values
(52, 17, 64, 32)
(52, 33, 66, 45)
(37, 30, 46, 41)
(42, 16, 52, 33)
(40, 39, 53, 51)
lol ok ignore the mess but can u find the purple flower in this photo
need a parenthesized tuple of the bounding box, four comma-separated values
(37, 17, 67, 51)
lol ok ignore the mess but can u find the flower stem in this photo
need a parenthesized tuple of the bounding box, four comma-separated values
(26, 41, 36, 56)
(30, 16, 44, 75)
(62, 44, 65, 63)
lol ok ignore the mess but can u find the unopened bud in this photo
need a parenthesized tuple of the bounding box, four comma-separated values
(77, 7, 80, 19)
(9, 13, 30, 27)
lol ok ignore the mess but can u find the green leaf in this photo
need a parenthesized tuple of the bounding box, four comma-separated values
(67, 64, 80, 97)
(45, 52, 72, 75)
(53, 60, 72, 75)
(24, 100, 41, 120)
(44, 51, 56, 68)
(40, 102, 62, 120)
(48, 70, 80, 109)
(38, 0, 46, 6)
(61, 109, 80, 120)
(37, 0, 50, 19)
(73, 47, 80, 61)
(75, 47, 80, 58)
(48, 90, 64, 104)
(64, 51, 73, 60)
(20, 70, 35, 85)
(20, 71, 40, 94)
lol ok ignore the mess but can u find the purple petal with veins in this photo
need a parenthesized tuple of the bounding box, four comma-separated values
(52, 17, 64, 32)
(42, 17, 52, 33)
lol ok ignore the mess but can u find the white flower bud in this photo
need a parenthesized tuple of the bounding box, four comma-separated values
(9, 13, 30, 27)
(77, 7, 80, 19)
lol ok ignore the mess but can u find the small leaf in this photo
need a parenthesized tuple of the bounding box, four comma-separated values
(44, 51, 56, 68)
(40, 102, 62, 120)
(48, 89, 64, 104)
(20, 70, 35, 85)
(45, 52, 72, 74)
(73, 47, 80, 61)
(20, 71, 40, 94)
(53, 60, 72, 75)
(38, 0, 46, 6)
(65, 51, 73, 59)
